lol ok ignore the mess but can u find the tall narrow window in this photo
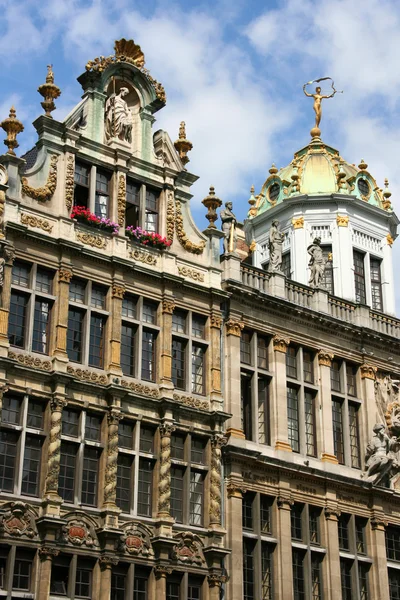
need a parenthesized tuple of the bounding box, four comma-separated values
(243, 539, 255, 600)
(170, 466, 184, 523)
(126, 180, 140, 228)
(13, 550, 34, 591)
(257, 336, 269, 369)
(282, 252, 291, 279)
(370, 257, 383, 311)
(303, 351, 314, 383)
(330, 360, 341, 392)
(95, 169, 110, 218)
(145, 188, 159, 232)
(292, 549, 305, 600)
(261, 544, 273, 600)
(321, 246, 334, 294)
(89, 315, 106, 368)
(241, 374, 253, 440)
(311, 556, 322, 600)
(116, 454, 132, 513)
(67, 308, 84, 363)
(59, 441, 77, 502)
(191, 345, 205, 394)
(32, 299, 51, 353)
(287, 386, 299, 452)
(21, 435, 42, 495)
(353, 250, 366, 304)
(74, 161, 90, 208)
(189, 471, 203, 525)
(286, 346, 297, 378)
(0, 431, 18, 491)
(8, 292, 28, 348)
(346, 365, 357, 396)
(241, 331, 252, 364)
(332, 399, 344, 464)
(348, 403, 361, 468)
(258, 377, 270, 445)
(81, 447, 99, 506)
(305, 392, 316, 457)
(121, 323, 136, 376)
(137, 458, 153, 517)
(340, 559, 353, 600)
(172, 338, 186, 389)
(142, 330, 156, 381)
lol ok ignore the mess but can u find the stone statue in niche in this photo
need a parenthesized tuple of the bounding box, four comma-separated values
(104, 87, 133, 144)
(307, 237, 326, 288)
(363, 423, 400, 486)
(267, 220, 284, 273)
(220, 202, 237, 253)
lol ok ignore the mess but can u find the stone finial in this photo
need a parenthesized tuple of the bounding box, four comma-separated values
(174, 121, 193, 166)
(248, 185, 257, 218)
(38, 65, 61, 118)
(0, 106, 24, 155)
(269, 163, 278, 175)
(382, 178, 392, 211)
(202, 186, 222, 229)
(358, 158, 368, 170)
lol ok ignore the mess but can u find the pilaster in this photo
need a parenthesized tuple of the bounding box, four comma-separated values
(209, 310, 223, 410)
(157, 421, 176, 521)
(44, 394, 68, 514)
(272, 335, 292, 451)
(209, 434, 227, 528)
(291, 217, 307, 284)
(53, 266, 72, 368)
(276, 495, 294, 598)
(108, 283, 125, 373)
(99, 555, 119, 600)
(160, 297, 175, 392)
(369, 514, 390, 600)
(37, 546, 59, 600)
(335, 214, 353, 301)
(323, 505, 342, 600)
(0, 244, 15, 354)
(103, 407, 122, 512)
(361, 364, 378, 438)
(318, 350, 338, 463)
(224, 316, 244, 438)
(226, 482, 246, 599)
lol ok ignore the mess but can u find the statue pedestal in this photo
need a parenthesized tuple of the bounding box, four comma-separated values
(268, 271, 286, 299)
(220, 252, 241, 283)
(311, 288, 329, 314)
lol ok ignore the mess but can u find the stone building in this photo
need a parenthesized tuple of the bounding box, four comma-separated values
(0, 38, 400, 600)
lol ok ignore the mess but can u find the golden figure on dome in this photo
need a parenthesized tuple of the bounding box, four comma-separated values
(303, 77, 342, 138)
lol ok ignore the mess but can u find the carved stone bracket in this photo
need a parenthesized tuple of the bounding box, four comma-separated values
(76, 231, 107, 249)
(324, 506, 341, 521)
(112, 284, 125, 299)
(120, 380, 159, 398)
(99, 555, 119, 570)
(226, 482, 247, 499)
(361, 364, 377, 380)
(66, 365, 107, 385)
(208, 573, 228, 588)
(173, 393, 209, 411)
(162, 299, 175, 314)
(318, 350, 334, 367)
(387, 233, 394, 247)
(21, 154, 58, 202)
(210, 313, 222, 329)
(154, 565, 173, 579)
(38, 546, 60, 561)
(225, 318, 244, 337)
(371, 516, 388, 531)
(58, 268, 73, 283)
(336, 215, 349, 227)
(277, 496, 294, 510)
(21, 213, 53, 233)
(273, 335, 290, 353)
(4, 246, 15, 265)
(129, 247, 158, 265)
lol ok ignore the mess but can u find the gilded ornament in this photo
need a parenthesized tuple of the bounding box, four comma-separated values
(21, 154, 58, 202)
(120, 379, 159, 398)
(66, 365, 107, 385)
(21, 213, 53, 233)
(202, 186, 222, 229)
(174, 121, 193, 166)
(58, 268, 73, 283)
(249, 239, 256, 253)
(360, 364, 377, 380)
(8, 350, 51, 371)
(129, 247, 157, 265)
(162, 299, 175, 314)
(65, 155, 75, 211)
(177, 266, 205, 282)
(0, 106, 24, 155)
(112, 284, 125, 299)
(318, 350, 334, 367)
(336, 214, 349, 227)
(175, 199, 205, 254)
(38, 64, 61, 118)
(76, 231, 107, 249)
(166, 191, 175, 242)
(172, 393, 209, 411)
(292, 216, 304, 229)
(273, 335, 290, 353)
(303, 77, 342, 138)
(117, 174, 126, 227)
(225, 318, 244, 337)
(387, 234, 394, 247)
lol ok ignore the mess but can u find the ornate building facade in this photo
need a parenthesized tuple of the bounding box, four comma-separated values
(0, 39, 399, 600)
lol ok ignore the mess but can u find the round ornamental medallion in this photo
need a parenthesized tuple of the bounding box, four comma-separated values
(68, 526, 86, 540)
(0, 165, 8, 186)
(126, 536, 143, 550)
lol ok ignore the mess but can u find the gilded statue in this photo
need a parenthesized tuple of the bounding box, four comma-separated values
(303, 77, 341, 133)
(105, 87, 133, 144)
(268, 220, 284, 274)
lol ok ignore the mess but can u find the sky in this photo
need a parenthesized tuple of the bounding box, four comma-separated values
(1, 0, 400, 306)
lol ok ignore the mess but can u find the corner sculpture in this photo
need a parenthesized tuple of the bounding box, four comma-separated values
(267, 220, 284, 273)
(364, 423, 400, 487)
(220, 201, 237, 254)
(307, 237, 326, 288)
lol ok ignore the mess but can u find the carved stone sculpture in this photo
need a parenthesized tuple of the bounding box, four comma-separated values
(363, 423, 400, 486)
(45, 397, 68, 496)
(103, 408, 122, 506)
(158, 422, 176, 517)
(105, 87, 133, 144)
(209, 434, 227, 525)
(220, 202, 237, 254)
(267, 220, 284, 273)
(307, 237, 326, 288)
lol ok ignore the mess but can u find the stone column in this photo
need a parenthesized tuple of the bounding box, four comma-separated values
(209, 434, 227, 528)
(323, 507, 342, 600)
(382, 234, 395, 315)
(158, 422, 176, 518)
(226, 483, 246, 599)
(335, 215, 353, 301)
(369, 516, 390, 600)
(103, 408, 122, 509)
(154, 565, 172, 599)
(360, 364, 378, 440)
(276, 496, 294, 598)
(45, 396, 68, 510)
(209, 311, 223, 410)
(37, 546, 59, 600)
(225, 318, 244, 438)
(160, 298, 175, 390)
(272, 335, 292, 451)
(54, 267, 72, 361)
(291, 216, 307, 284)
(318, 351, 338, 464)
(208, 573, 227, 600)
(0, 245, 15, 349)
(108, 284, 125, 373)
(99, 556, 118, 600)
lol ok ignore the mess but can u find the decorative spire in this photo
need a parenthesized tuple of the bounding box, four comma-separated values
(358, 158, 368, 171)
(174, 121, 193, 166)
(248, 185, 257, 217)
(269, 163, 278, 175)
(0, 106, 24, 155)
(382, 178, 392, 211)
(202, 186, 222, 229)
(38, 64, 61, 118)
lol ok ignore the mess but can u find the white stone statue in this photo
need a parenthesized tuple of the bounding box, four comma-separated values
(307, 237, 326, 288)
(104, 87, 133, 144)
(220, 202, 237, 254)
(364, 423, 400, 486)
(268, 220, 284, 273)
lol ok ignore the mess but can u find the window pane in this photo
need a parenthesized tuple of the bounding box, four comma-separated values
(189, 470, 203, 525)
(262, 543, 273, 600)
(27, 399, 44, 429)
(258, 377, 270, 445)
(305, 392, 316, 457)
(291, 503, 303, 540)
(89, 314, 106, 368)
(261, 495, 272, 533)
(188, 577, 202, 600)
(282, 252, 291, 279)
(111, 567, 127, 600)
(386, 526, 400, 561)
(356, 517, 366, 554)
(74, 162, 90, 208)
(243, 539, 255, 600)
(145, 189, 159, 232)
(332, 399, 344, 464)
(172, 338, 186, 390)
(62, 409, 79, 437)
(346, 365, 357, 396)
(241, 374, 252, 440)
(292, 549, 305, 600)
(191, 345, 205, 394)
(191, 437, 205, 464)
(119, 421, 134, 449)
(170, 466, 184, 522)
(340, 559, 352, 600)
(36, 267, 53, 293)
(67, 308, 84, 362)
(139, 426, 154, 453)
(50, 555, 70, 595)
(12, 262, 30, 287)
(353, 250, 366, 304)
(91, 284, 107, 309)
(32, 299, 51, 354)
(359, 564, 369, 600)
(2, 395, 22, 424)
(192, 315, 206, 338)
(309, 508, 320, 544)
(9, 291, 28, 347)
(134, 569, 149, 600)
(82, 447, 99, 506)
(321, 246, 334, 294)
(0, 430, 18, 491)
(389, 569, 400, 600)
(75, 562, 93, 599)
(85, 413, 102, 441)
(138, 458, 153, 517)
(311, 555, 322, 600)
(95, 169, 110, 219)
(69, 279, 86, 303)
(330, 360, 341, 392)
(338, 514, 350, 550)
(122, 295, 137, 319)
(166, 580, 181, 600)
(303, 351, 314, 383)
(116, 454, 132, 513)
(172, 310, 186, 333)
(370, 257, 382, 311)
(142, 329, 156, 381)
(242, 492, 254, 530)
(240, 331, 252, 364)
(349, 403, 361, 468)
(126, 180, 140, 205)
(287, 386, 299, 452)
(171, 433, 185, 460)
(286, 346, 297, 378)
(59, 441, 77, 502)
(257, 335, 269, 369)
(74, 162, 89, 186)
(121, 323, 136, 376)
(13, 551, 33, 591)
(21, 434, 42, 496)
(142, 301, 157, 324)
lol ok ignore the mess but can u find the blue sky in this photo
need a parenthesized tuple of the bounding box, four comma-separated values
(1, 0, 400, 306)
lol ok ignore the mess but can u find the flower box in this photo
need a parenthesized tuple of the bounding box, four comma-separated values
(126, 226, 172, 250)
(71, 206, 119, 235)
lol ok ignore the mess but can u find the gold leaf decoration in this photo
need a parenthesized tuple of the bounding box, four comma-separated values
(21, 155, 58, 202)
(21, 213, 53, 233)
(65, 155, 75, 211)
(175, 199, 205, 254)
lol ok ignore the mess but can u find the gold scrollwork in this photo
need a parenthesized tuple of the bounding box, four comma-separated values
(65, 155, 75, 211)
(8, 351, 52, 371)
(21, 155, 58, 202)
(166, 191, 175, 242)
(67, 365, 107, 385)
(21, 213, 53, 233)
(336, 215, 349, 227)
(76, 232, 107, 249)
(117, 174, 126, 227)
(177, 266, 205, 282)
(175, 199, 205, 254)
(129, 248, 158, 265)
(292, 216, 304, 229)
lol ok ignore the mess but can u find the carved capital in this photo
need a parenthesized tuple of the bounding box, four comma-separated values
(50, 397, 68, 412)
(38, 546, 60, 561)
(4, 246, 15, 265)
(318, 350, 334, 367)
(99, 555, 119, 570)
(211, 433, 228, 449)
(58, 268, 73, 283)
(336, 214, 349, 227)
(208, 573, 228, 588)
(159, 422, 176, 437)
(107, 408, 122, 426)
(292, 216, 304, 229)
(162, 299, 175, 314)
(361, 364, 377, 380)
(273, 335, 290, 353)
(154, 565, 173, 579)
(277, 496, 294, 510)
(371, 516, 388, 531)
(225, 318, 244, 337)
(210, 312, 222, 329)
(112, 284, 125, 299)
(226, 482, 247, 499)
(324, 506, 341, 521)
(387, 233, 394, 247)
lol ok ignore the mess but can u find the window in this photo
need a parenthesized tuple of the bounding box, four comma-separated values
(75, 560, 93, 598)
(74, 161, 90, 208)
(116, 421, 156, 517)
(346, 364, 357, 396)
(9, 262, 55, 353)
(386, 525, 400, 561)
(0, 394, 46, 496)
(243, 539, 255, 600)
(67, 278, 109, 367)
(145, 187, 159, 232)
(321, 246, 334, 294)
(286, 346, 297, 379)
(282, 252, 291, 279)
(240, 330, 271, 443)
(349, 403, 361, 468)
(330, 359, 341, 392)
(303, 351, 314, 383)
(126, 180, 140, 228)
(287, 386, 299, 453)
(339, 514, 370, 599)
(292, 549, 305, 600)
(170, 433, 208, 526)
(13, 550, 34, 591)
(172, 310, 208, 395)
(332, 399, 344, 464)
(370, 257, 383, 311)
(50, 554, 70, 595)
(166, 574, 202, 600)
(73, 161, 111, 217)
(354, 250, 366, 304)
(389, 569, 400, 600)
(95, 169, 110, 218)
(291, 504, 324, 600)
(305, 392, 316, 457)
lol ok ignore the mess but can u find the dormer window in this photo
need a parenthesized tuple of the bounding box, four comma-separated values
(268, 183, 280, 203)
(357, 178, 370, 197)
